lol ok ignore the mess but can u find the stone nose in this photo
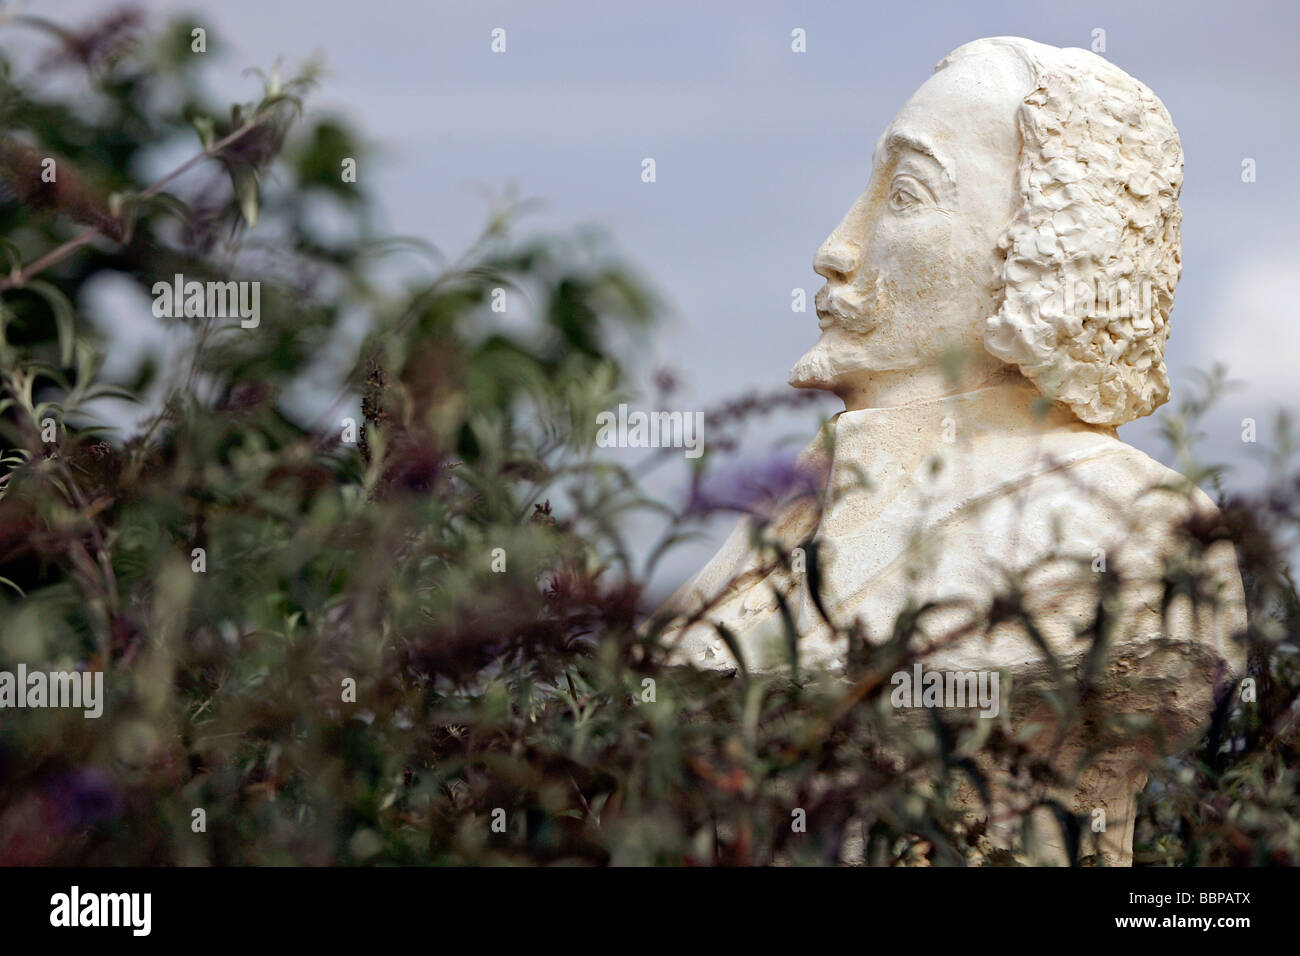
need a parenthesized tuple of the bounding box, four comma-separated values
(814, 190, 873, 284)
(813, 225, 862, 285)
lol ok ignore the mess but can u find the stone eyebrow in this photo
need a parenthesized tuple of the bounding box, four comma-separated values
(879, 130, 955, 186)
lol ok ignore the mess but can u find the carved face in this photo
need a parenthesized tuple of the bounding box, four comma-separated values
(789, 50, 1032, 402)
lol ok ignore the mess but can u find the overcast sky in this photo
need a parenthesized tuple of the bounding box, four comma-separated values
(42, 0, 1300, 592)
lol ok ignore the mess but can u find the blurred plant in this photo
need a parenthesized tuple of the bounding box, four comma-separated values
(0, 8, 1294, 867)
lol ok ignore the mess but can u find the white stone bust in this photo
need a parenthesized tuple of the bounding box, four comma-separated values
(659, 37, 1245, 865)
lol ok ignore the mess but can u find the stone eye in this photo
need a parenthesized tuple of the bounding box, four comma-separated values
(889, 176, 926, 211)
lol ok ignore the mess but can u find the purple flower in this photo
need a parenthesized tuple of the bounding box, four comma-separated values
(689, 451, 822, 516)
(43, 766, 122, 829)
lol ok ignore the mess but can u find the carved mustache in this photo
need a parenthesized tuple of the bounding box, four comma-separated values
(815, 284, 875, 333)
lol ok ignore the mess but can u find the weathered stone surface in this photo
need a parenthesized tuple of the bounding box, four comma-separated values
(657, 37, 1245, 866)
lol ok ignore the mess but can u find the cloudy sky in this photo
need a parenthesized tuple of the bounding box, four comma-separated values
(45, 0, 1300, 591)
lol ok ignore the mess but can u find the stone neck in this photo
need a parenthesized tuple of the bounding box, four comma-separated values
(831, 379, 1076, 438)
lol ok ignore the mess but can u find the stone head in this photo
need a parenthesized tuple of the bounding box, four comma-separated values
(791, 37, 1184, 426)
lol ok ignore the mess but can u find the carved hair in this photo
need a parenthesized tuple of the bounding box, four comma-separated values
(940, 38, 1183, 427)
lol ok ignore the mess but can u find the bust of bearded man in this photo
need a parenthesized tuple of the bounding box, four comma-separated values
(657, 37, 1246, 866)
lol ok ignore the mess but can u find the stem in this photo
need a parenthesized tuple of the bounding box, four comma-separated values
(0, 120, 266, 294)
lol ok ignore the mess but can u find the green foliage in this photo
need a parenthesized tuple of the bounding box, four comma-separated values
(0, 10, 1295, 867)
